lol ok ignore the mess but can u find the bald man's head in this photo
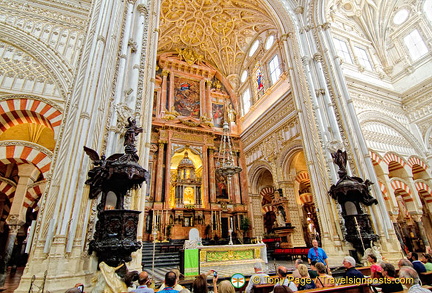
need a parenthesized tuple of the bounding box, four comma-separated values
(277, 266, 287, 277)
(138, 271, 149, 285)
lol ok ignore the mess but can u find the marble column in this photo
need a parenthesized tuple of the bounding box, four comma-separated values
(208, 147, 216, 203)
(155, 142, 166, 202)
(160, 70, 170, 115)
(0, 225, 20, 287)
(0, 164, 39, 286)
(411, 213, 430, 247)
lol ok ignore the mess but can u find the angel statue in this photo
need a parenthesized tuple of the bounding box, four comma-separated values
(84, 146, 109, 199)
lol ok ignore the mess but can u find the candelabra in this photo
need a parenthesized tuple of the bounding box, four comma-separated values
(216, 122, 242, 183)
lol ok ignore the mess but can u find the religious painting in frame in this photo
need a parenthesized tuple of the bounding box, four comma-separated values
(212, 103, 224, 128)
(173, 77, 200, 118)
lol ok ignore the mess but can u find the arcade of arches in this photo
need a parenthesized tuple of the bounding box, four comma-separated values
(0, 0, 432, 292)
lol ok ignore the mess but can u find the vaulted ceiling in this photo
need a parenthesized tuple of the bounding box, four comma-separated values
(158, 0, 278, 77)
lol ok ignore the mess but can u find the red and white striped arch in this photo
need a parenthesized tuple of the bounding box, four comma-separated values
(384, 153, 406, 172)
(369, 150, 383, 166)
(415, 181, 432, 204)
(262, 205, 276, 213)
(0, 144, 52, 177)
(24, 180, 46, 209)
(0, 98, 62, 136)
(260, 186, 274, 205)
(408, 156, 428, 174)
(0, 179, 15, 222)
(295, 171, 310, 183)
(378, 181, 389, 200)
(295, 171, 311, 191)
(299, 193, 313, 204)
(391, 180, 413, 203)
(0, 179, 16, 201)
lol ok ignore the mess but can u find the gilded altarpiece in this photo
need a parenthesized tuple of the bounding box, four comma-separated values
(147, 51, 248, 241)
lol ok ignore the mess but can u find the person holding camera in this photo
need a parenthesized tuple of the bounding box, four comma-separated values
(132, 271, 154, 293)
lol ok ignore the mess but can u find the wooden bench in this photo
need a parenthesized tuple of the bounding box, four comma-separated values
(302, 283, 370, 293)
(420, 271, 432, 285)
(253, 283, 274, 293)
(356, 266, 371, 277)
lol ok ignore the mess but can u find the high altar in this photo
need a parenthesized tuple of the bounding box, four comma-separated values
(198, 243, 267, 271)
(146, 50, 250, 241)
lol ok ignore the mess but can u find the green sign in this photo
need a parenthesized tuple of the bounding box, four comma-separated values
(184, 249, 199, 276)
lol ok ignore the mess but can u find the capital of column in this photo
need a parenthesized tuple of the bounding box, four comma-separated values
(409, 211, 423, 222)
(137, 4, 148, 15)
(301, 56, 311, 66)
(162, 69, 170, 77)
(321, 22, 331, 30)
(295, 6, 304, 14)
(313, 53, 323, 63)
(315, 88, 325, 97)
(17, 163, 41, 180)
(280, 32, 294, 42)
(6, 214, 25, 227)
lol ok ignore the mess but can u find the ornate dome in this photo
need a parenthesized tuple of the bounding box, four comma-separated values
(178, 152, 195, 169)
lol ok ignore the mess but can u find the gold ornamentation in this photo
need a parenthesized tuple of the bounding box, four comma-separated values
(176, 48, 203, 65)
(159, 0, 276, 75)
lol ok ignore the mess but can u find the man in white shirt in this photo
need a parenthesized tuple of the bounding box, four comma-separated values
(245, 262, 270, 293)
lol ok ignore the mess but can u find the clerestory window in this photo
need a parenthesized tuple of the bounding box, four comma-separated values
(404, 29, 428, 61)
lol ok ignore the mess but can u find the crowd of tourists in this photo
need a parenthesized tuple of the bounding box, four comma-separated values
(65, 240, 432, 293)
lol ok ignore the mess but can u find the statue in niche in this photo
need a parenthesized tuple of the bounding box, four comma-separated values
(276, 206, 286, 227)
(227, 103, 237, 124)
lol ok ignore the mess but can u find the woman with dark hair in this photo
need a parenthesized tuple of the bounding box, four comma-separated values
(372, 262, 403, 293)
(367, 254, 382, 279)
(420, 253, 432, 271)
(314, 262, 335, 288)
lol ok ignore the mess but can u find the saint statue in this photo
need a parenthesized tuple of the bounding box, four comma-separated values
(276, 208, 286, 227)
(227, 104, 237, 123)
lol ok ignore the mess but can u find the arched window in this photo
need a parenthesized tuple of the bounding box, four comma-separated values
(242, 88, 251, 115)
(241, 70, 248, 83)
(249, 40, 260, 57)
(268, 55, 281, 85)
